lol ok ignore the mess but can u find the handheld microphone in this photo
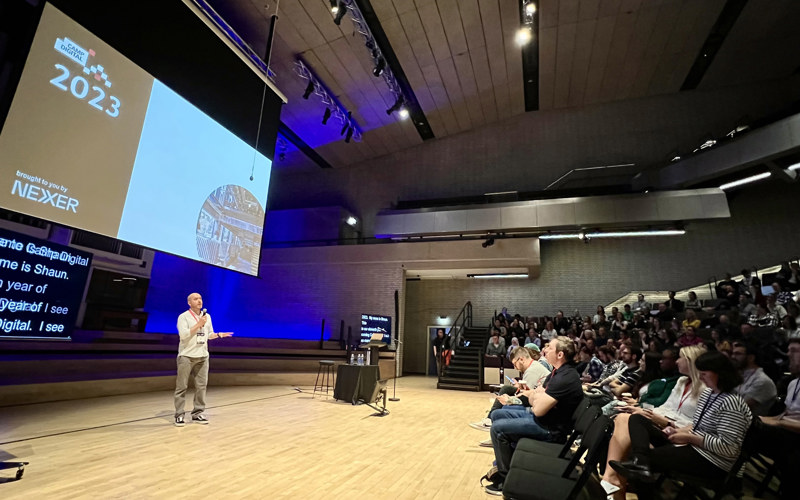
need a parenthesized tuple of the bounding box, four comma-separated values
(201, 308, 207, 316)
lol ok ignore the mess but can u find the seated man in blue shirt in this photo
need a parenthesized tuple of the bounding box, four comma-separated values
(484, 336, 584, 495)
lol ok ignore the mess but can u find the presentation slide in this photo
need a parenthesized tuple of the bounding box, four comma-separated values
(0, 3, 271, 276)
(360, 314, 392, 345)
(0, 228, 92, 340)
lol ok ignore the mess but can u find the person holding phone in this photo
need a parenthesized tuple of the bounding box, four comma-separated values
(609, 351, 752, 500)
(599, 345, 706, 497)
(174, 292, 233, 427)
(469, 347, 550, 432)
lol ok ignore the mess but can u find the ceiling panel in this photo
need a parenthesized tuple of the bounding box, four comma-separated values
(201, 0, 800, 171)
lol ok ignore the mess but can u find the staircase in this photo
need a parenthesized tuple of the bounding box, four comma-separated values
(437, 326, 488, 391)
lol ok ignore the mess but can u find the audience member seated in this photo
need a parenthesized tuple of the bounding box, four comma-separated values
(730, 340, 777, 416)
(609, 351, 753, 500)
(493, 318, 507, 337)
(482, 337, 584, 495)
(740, 269, 763, 305)
(758, 338, 800, 500)
(578, 346, 605, 383)
(655, 303, 675, 323)
(610, 312, 629, 336)
(486, 330, 505, 356)
(717, 273, 737, 298)
(506, 337, 520, 359)
(600, 345, 706, 497)
(750, 303, 779, 328)
(593, 345, 642, 398)
(772, 281, 794, 307)
(633, 294, 652, 314)
(622, 304, 634, 321)
(593, 305, 606, 325)
(713, 314, 740, 341)
(682, 309, 701, 330)
(664, 291, 684, 313)
(527, 343, 552, 371)
(470, 347, 551, 432)
(767, 293, 789, 322)
(554, 310, 570, 333)
(678, 326, 705, 348)
(523, 327, 539, 347)
(685, 291, 701, 311)
(540, 320, 558, 341)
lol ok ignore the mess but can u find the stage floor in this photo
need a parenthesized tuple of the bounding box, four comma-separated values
(1, 376, 498, 499)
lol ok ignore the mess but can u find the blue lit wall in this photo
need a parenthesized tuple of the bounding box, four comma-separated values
(145, 251, 330, 340)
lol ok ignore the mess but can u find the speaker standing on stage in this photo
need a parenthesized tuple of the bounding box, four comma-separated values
(174, 292, 233, 427)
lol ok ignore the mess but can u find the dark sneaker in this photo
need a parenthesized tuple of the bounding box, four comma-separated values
(192, 414, 209, 424)
(484, 482, 504, 496)
(174, 415, 185, 427)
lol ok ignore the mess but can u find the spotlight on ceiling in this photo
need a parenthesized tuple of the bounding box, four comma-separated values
(329, 0, 339, 13)
(340, 111, 351, 135)
(398, 107, 410, 119)
(481, 237, 495, 248)
(373, 57, 386, 77)
(346, 216, 358, 226)
(344, 126, 354, 143)
(322, 107, 332, 125)
(302, 80, 314, 99)
(515, 26, 532, 46)
(524, 1, 537, 16)
(333, 1, 347, 25)
(386, 96, 404, 115)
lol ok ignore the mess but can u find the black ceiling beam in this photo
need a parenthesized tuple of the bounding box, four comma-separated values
(681, 0, 749, 91)
(278, 122, 333, 169)
(520, 1, 540, 112)
(353, 0, 434, 141)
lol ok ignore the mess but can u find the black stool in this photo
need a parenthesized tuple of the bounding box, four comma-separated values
(313, 360, 335, 398)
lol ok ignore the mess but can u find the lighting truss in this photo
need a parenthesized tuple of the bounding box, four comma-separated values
(294, 58, 362, 142)
(336, 0, 407, 118)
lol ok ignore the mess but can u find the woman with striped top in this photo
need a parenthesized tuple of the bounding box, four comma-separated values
(610, 351, 752, 498)
(600, 345, 706, 497)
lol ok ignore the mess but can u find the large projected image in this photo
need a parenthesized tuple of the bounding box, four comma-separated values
(0, 228, 92, 340)
(0, 3, 271, 276)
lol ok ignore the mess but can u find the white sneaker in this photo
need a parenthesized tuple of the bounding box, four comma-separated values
(469, 418, 492, 431)
(479, 438, 493, 447)
(600, 480, 620, 495)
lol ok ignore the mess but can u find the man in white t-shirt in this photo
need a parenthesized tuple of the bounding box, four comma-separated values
(469, 347, 551, 432)
(174, 292, 233, 426)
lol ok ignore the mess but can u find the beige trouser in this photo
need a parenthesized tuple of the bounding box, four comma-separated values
(174, 356, 209, 417)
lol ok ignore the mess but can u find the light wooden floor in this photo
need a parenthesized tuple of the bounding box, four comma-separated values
(0, 376, 502, 499)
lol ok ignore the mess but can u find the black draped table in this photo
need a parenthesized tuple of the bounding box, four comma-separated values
(334, 365, 380, 404)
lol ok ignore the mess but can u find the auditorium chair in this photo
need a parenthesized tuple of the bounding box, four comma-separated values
(502, 414, 613, 500)
(514, 400, 601, 462)
(654, 418, 762, 500)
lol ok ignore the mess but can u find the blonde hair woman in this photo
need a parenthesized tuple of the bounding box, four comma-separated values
(600, 345, 707, 497)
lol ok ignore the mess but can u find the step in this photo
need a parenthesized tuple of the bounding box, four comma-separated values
(439, 375, 480, 384)
(437, 382, 481, 391)
(444, 366, 477, 375)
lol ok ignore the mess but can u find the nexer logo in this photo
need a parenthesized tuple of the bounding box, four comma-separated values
(54, 36, 112, 88)
(11, 180, 79, 213)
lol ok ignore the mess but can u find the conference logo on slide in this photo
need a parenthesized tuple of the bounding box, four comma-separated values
(50, 35, 121, 117)
(196, 185, 265, 275)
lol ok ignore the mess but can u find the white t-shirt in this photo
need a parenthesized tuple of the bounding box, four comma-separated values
(521, 359, 551, 388)
(177, 309, 214, 358)
(654, 376, 704, 428)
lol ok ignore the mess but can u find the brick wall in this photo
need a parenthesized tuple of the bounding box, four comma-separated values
(402, 180, 800, 373)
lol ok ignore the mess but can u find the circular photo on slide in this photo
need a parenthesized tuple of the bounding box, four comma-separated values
(196, 185, 265, 275)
